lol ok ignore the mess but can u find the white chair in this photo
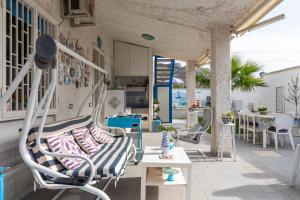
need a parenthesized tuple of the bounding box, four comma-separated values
(238, 109, 249, 140)
(267, 113, 295, 151)
(246, 114, 262, 144)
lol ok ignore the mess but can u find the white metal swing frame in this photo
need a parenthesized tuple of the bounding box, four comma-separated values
(0, 38, 135, 200)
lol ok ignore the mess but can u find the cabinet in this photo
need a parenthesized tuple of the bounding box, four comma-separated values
(114, 41, 149, 76)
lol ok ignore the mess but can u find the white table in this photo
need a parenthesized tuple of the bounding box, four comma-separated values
(140, 146, 192, 200)
(246, 113, 276, 148)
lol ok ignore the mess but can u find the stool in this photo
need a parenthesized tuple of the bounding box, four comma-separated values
(217, 123, 237, 161)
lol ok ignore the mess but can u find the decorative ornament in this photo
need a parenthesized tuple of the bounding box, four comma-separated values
(161, 132, 170, 155)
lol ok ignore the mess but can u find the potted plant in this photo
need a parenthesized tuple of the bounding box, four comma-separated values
(153, 106, 160, 119)
(221, 112, 235, 124)
(258, 107, 268, 115)
(153, 99, 159, 110)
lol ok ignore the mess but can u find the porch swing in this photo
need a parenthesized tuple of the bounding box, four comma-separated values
(0, 35, 136, 200)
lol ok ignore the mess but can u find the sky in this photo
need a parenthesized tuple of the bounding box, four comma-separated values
(231, 0, 300, 73)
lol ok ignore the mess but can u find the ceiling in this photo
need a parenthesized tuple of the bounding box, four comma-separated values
(95, 0, 274, 61)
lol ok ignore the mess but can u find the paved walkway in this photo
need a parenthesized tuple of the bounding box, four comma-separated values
(125, 133, 300, 200)
(23, 132, 300, 200)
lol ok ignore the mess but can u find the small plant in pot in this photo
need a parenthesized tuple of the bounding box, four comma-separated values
(258, 107, 268, 115)
(153, 99, 160, 110)
(153, 106, 160, 119)
(221, 112, 235, 124)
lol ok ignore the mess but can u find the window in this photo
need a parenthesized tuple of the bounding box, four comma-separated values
(2, 0, 57, 118)
(276, 86, 285, 113)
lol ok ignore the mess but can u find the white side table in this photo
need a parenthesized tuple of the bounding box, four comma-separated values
(217, 123, 237, 161)
(140, 146, 192, 200)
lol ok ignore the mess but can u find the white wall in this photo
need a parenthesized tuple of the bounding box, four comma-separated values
(32, 0, 114, 121)
(0, 1, 114, 199)
(232, 66, 300, 114)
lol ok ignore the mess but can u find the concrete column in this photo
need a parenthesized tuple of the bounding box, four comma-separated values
(186, 60, 197, 127)
(210, 24, 232, 154)
(186, 60, 197, 109)
(148, 48, 153, 131)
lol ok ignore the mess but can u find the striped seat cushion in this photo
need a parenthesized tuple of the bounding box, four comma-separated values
(29, 138, 65, 171)
(72, 127, 101, 154)
(47, 132, 88, 170)
(89, 123, 114, 144)
(62, 137, 132, 178)
(27, 116, 93, 143)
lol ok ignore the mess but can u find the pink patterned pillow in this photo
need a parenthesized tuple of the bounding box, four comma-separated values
(47, 132, 87, 170)
(72, 127, 101, 154)
(89, 124, 114, 144)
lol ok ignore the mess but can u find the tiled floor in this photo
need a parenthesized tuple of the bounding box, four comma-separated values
(23, 132, 300, 200)
(125, 132, 300, 200)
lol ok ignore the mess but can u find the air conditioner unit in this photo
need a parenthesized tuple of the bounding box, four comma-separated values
(61, 0, 95, 19)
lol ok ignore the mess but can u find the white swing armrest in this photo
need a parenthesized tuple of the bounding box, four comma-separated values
(99, 125, 126, 137)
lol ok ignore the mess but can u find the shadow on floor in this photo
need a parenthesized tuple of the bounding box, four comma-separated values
(21, 178, 159, 200)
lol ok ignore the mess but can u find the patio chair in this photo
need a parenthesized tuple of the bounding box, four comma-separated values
(267, 113, 295, 151)
(246, 114, 262, 144)
(172, 107, 212, 159)
(238, 109, 250, 140)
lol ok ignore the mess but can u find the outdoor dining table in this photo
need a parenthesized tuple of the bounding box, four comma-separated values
(247, 113, 277, 148)
(246, 112, 300, 148)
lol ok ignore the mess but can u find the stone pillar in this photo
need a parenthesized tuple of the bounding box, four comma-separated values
(186, 60, 197, 109)
(210, 24, 232, 154)
(186, 60, 197, 126)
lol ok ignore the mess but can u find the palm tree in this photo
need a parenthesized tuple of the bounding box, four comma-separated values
(196, 55, 267, 91)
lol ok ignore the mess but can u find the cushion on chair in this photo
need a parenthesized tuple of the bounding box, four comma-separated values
(248, 121, 259, 127)
(29, 138, 65, 171)
(89, 123, 114, 144)
(62, 137, 132, 178)
(47, 132, 88, 170)
(268, 126, 288, 133)
(172, 132, 200, 144)
(72, 127, 101, 154)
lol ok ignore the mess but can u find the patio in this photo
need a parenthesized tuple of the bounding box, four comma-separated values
(0, 1, 293, 200)
(22, 132, 300, 200)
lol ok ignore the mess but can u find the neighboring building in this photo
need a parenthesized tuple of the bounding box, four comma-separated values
(232, 65, 300, 114)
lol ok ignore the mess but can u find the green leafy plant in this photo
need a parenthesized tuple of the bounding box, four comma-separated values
(158, 125, 177, 132)
(173, 83, 185, 89)
(169, 137, 174, 143)
(258, 107, 267, 112)
(154, 107, 160, 113)
(221, 112, 235, 124)
(196, 55, 267, 91)
(153, 99, 159, 104)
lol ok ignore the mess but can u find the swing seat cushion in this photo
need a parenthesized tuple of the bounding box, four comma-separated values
(72, 126, 102, 154)
(62, 136, 132, 178)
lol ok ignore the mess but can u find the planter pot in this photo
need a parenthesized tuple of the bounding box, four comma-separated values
(221, 115, 234, 124)
(153, 112, 158, 119)
(259, 111, 267, 115)
(153, 104, 159, 110)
